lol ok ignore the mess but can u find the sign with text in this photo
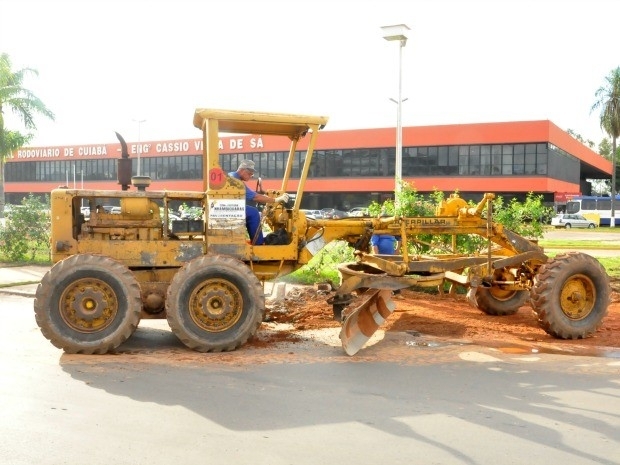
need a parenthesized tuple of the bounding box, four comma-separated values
(208, 199, 245, 230)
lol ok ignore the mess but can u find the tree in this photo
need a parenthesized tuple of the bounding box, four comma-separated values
(592, 66, 620, 227)
(566, 128, 595, 149)
(0, 53, 55, 218)
(598, 137, 613, 160)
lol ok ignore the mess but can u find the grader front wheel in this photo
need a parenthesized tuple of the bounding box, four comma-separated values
(166, 255, 265, 352)
(33, 254, 142, 354)
(530, 252, 610, 339)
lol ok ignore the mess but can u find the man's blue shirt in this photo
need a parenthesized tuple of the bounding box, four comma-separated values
(229, 171, 257, 202)
(370, 234, 397, 254)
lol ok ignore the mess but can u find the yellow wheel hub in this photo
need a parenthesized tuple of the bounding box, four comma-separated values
(189, 278, 243, 332)
(560, 274, 595, 320)
(60, 278, 118, 332)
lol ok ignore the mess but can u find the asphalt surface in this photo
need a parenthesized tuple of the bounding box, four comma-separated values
(2, 288, 620, 465)
(2, 234, 620, 464)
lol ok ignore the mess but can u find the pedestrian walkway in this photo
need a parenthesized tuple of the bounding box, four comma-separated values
(0, 264, 49, 297)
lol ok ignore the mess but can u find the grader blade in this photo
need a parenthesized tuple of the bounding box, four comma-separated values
(339, 289, 395, 356)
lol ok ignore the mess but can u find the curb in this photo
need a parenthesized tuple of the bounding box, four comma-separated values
(0, 288, 36, 298)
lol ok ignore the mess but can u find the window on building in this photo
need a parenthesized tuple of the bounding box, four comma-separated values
(469, 145, 480, 175)
(480, 145, 491, 175)
(536, 143, 547, 174)
(524, 144, 537, 174)
(459, 145, 469, 175)
(491, 145, 502, 175)
(513, 144, 525, 174)
(325, 150, 343, 176)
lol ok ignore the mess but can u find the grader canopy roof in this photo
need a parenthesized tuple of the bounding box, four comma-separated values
(193, 108, 329, 138)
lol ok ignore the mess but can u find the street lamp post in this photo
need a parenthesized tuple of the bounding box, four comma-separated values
(381, 24, 410, 206)
(133, 119, 147, 176)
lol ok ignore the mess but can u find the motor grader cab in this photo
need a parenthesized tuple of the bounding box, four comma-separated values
(34, 108, 611, 357)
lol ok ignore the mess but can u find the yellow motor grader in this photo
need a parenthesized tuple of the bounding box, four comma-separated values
(34, 108, 610, 356)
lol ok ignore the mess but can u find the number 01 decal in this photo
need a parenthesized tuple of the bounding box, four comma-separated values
(209, 167, 227, 189)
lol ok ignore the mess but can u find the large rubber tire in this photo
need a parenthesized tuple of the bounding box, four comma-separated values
(475, 288, 529, 316)
(530, 252, 610, 339)
(474, 268, 529, 316)
(34, 254, 142, 354)
(166, 255, 265, 352)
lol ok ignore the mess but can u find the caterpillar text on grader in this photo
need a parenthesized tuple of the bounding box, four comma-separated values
(34, 109, 611, 356)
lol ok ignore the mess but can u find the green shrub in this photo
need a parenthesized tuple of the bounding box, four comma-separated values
(284, 240, 355, 285)
(282, 185, 553, 285)
(0, 194, 50, 262)
(492, 192, 552, 238)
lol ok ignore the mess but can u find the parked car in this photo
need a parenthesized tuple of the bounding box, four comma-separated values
(300, 209, 323, 219)
(80, 205, 115, 216)
(327, 209, 349, 219)
(161, 212, 182, 222)
(317, 208, 349, 219)
(551, 213, 597, 229)
(348, 207, 369, 217)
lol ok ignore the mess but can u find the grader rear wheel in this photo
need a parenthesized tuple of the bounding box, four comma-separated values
(475, 269, 530, 316)
(166, 255, 265, 352)
(475, 268, 529, 316)
(34, 254, 142, 354)
(530, 252, 610, 339)
(475, 287, 529, 316)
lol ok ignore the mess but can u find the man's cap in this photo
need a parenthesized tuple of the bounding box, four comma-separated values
(238, 159, 256, 173)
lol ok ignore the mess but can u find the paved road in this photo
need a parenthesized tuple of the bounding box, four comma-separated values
(542, 229, 620, 257)
(1, 294, 619, 465)
(544, 229, 620, 241)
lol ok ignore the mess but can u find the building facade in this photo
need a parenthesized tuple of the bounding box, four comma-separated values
(5, 120, 610, 211)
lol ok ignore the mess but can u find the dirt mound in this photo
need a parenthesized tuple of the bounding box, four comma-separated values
(261, 285, 620, 350)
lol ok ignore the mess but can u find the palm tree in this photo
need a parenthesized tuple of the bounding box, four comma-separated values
(0, 53, 55, 218)
(592, 66, 620, 227)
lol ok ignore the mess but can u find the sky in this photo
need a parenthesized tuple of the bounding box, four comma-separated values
(1, 0, 619, 148)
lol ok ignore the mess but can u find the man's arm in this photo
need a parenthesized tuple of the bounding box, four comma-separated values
(253, 193, 277, 204)
(252, 192, 289, 204)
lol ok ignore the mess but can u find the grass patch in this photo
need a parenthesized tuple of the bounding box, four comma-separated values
(594, 257, 620, 277)
(0, 280, 40, 288)
(0, 253, 51, 266)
